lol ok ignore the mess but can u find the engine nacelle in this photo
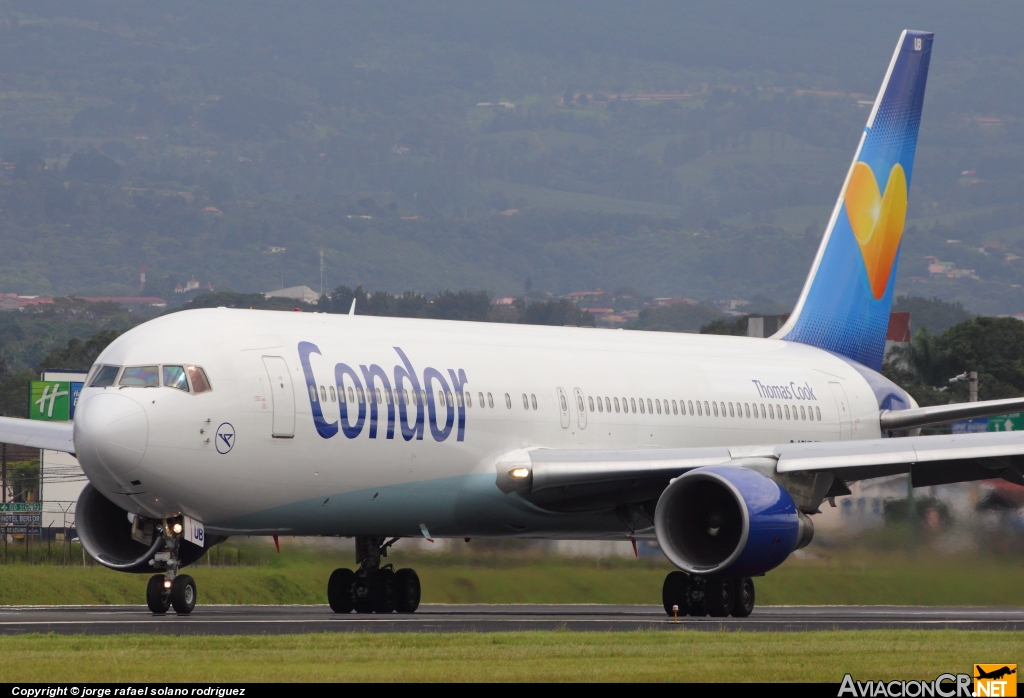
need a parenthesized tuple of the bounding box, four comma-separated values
(76, 484, 210, 573)
(654, 466, 812, 578)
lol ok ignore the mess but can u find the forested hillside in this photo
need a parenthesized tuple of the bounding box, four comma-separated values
(0, 2, 1023, 313)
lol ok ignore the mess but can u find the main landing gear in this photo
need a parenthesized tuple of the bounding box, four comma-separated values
(662, 571, 755, 618)
(145, 517, 197, 615)
(327, 536, 421, 614)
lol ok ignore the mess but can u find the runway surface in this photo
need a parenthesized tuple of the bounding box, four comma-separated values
(0, 604, 1022, 634)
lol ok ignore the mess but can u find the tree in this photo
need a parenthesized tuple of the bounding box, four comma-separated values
(35, 329, 123, 371)
(66, 150, 122, 183)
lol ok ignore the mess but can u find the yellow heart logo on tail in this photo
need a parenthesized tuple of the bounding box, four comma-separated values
(844, 162, 908, 299)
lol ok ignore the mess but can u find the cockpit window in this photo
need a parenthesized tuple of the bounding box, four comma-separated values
(186, 365, 212, 394)
(120, 366, 159, 387)
(162, 366, 189, 392)
(89, 365, 120, 387)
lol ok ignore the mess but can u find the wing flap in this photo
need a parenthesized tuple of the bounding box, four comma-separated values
(0, 416, 75, 453)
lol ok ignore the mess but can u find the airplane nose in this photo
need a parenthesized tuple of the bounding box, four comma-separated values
(74, 393, 150, 479)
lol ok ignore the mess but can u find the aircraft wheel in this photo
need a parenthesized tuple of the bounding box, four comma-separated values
(662, 571, 689, 616)
(376, 568, 397, 613)
(327, 568, 355, 614)
(706, 578, 734, 617)
(731, 578, 755, 617)
(170, 574, 197, 615)
(146, 574, 170, 614)
(394, 568, 421, 613)
(686, 577, 708, 617)
(353, 570, 379, 614)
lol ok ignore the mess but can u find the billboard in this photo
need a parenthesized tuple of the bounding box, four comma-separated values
(29, 381, 83, 421)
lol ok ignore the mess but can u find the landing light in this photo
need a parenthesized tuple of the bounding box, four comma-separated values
(163, 580, 172, 589)
(172, 522, 183, 535)
(508, 467, 530, 480)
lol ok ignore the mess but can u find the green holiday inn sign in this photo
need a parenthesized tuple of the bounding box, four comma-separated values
(29, 381, 71, 421)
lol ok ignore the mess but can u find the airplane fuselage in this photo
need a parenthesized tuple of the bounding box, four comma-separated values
(73, 308, 900, 540)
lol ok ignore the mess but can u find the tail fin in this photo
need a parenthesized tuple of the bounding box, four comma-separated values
(774, 30, 933, 371)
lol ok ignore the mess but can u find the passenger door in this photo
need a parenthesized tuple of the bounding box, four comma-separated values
(573, 388, 587, 430)
(263, 356, 295, 438)
(556, 388, 570, 429)
(828, 382, 852, 441)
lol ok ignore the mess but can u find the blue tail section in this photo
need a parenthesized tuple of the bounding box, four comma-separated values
(775, 31, 933, 371)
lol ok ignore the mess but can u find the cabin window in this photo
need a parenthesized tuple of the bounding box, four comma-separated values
(744, 403, 750, 418)
(767, 404, 773, 419)
(308, 385, 318, 402)
(89, 365, 121, 388)
(447, 390, 455, 407)
(161, 366, 188, 392)
(477, 392, 484, 407)
(712, 402, 718, 417)
(438, 391, 446, 407)
(464, 392, 470, 408)
(528, 394, 535, 410)
(402, 390, 409, 405)
(347, 387, 355, 403)
(670, 400, 676, 415)
(505, 393, 511, 408)
(576, 394, 584, 412)
(375, 389, 381, 404)
(800, 405, 806, 420)
(560, 394, 568, 411)
(815, 406, 821, 420)
(628, 398, 635, 413)
(588, 396, 595, 412)
(701, 401, 707, 416)
(654, 399, 661, 415)
(120, 365, 160, 388)
(488, 393, 494, 408)
(638, 398, 644, 414)
(786, 405, 793, 420)
(597, 397, 604, 412)
(776, 404, 782, 419)
(696, 401, 702, 416)
(522, 394, 529, 409)
(186, 366, 212, 394)
(329, 386, 337, 402)
(381, 388, 388, 404)
(357, 387, 365, 403)
(604, 397, 611, 412)
(720, 402, 726, 417)
(686, 400, 692, 415)
(320, 386, 327, 402)
(614, 397, 620, 413)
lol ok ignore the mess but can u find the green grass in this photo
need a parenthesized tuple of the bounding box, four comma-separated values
(0, 630, 1014, 682)
(2, 545, 1024, 606)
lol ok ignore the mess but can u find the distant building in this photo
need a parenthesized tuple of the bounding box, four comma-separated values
(490, 297, 517, 306)
(202, 206, 223, 215)
(264, 246, 286, 254)
(747, 315, 789, 338)
(654, 297, 697, 307)
(565, 290, 604, 302)
(264, 285, 320, 305)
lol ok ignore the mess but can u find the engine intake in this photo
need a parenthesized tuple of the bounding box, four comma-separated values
(76, 484, 211, 572)
(654, 466, 812, 578)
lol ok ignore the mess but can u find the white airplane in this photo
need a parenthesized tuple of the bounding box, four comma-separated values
(3, 30, 1023, 618)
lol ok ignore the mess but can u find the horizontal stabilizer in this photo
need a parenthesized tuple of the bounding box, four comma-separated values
(880, 397, 1024, 431)
(0, 416, 75, 453)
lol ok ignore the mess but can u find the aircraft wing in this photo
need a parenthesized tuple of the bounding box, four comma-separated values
(0, 416, 75, 453)
(501, 431, 1024, 511)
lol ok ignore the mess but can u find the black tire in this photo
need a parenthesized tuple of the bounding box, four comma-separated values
(662, 571, 688, 617)
(706, 578, 734, 617)
(170, 574, 197, 615)
(352, 570, 379, 614)
(327, 568, 356, 614)
(731, 578, 755, 618)
(686, 577, 708, 617)
(394, 568, 421, 613)
(376, 568, 397, 613)
(146, 574, 170, 614)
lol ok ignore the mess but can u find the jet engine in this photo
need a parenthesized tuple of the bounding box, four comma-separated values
(75, 484, 210, 572)
(654, 466, 813, 578)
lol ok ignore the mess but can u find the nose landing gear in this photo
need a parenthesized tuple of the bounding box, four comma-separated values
(662, 571, 754, 619)
(145, 517, 197, 615)
(327, 536, 421, 614)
